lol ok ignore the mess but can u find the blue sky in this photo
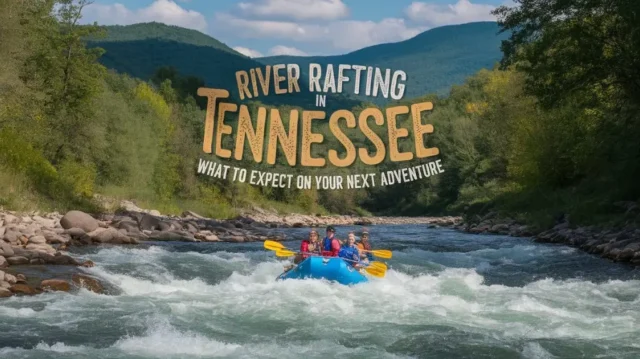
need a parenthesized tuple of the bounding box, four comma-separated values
(81, 0, 509, 57)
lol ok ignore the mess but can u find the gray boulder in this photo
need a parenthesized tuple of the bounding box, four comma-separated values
(7, 256, 29, 265)
(139, 214, 165, 231)
(148, 231, 197, 242)
(0, 242, 14, 257)
(65, 227, 86, 238)
(60, 211, 98, 232)
(28, 235, 47, 245)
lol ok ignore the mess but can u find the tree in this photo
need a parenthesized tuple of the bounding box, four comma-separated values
(492, 0, 640, 214)
(20, 0, 106, 164)
(152, 66, 207, 109)
(493, 0, 640, 109)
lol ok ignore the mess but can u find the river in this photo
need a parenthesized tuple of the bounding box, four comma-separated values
(1, 225, 639, 358)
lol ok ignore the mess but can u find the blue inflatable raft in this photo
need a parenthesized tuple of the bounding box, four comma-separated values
(277, 256, 368, 285)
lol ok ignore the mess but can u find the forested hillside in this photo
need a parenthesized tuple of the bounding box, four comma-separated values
(0, 0, 329, 218)
(361, 0, 640, 229)
(1, 0, 638, 231)
(88, 23, 361, 111)
(91, 22, 240, 55)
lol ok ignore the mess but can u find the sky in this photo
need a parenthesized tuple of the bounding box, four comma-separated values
(80, 0, 511, 57)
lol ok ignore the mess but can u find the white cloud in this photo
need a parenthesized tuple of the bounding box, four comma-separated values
(238, 0, 348, 21)
(405, 0, 496, 27)
(233, 46, 264, 58)
(214, 14, 422, 52)
(82, 0, 208, 32)
(269, 45, 308, 56)
(328, 19, 424, 50)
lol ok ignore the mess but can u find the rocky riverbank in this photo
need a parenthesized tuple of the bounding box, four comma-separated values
(0, 205, 294, 298)
(236, 206, 461, 228)
(1, 201, 463, 298)
(456, 202, 640, 266)
(0, 210, 109, 298)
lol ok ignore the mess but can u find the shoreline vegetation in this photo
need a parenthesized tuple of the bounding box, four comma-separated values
(2, 0, 640, 299)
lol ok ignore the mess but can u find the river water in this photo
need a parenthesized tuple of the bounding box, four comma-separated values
(1, 225, 640, 358)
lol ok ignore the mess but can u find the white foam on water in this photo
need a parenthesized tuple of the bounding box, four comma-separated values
(186, 250, 254, 263)
(87, 245, 168, 265)
(88, 265, 213, 296)
(90, 246, 255, 266)
(33, 342, 88, 353)
(0, 342, 91, 357)
(0, 306, 38, 317)
(110, 318, 412, 359)
(521, 342, 556, 359)
(81, 245, 640, 344)
(113, 319, 241, 357)
(3, 243, 639, 358)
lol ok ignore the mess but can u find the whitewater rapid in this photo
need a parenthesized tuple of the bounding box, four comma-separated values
(1, 226, 639, 358)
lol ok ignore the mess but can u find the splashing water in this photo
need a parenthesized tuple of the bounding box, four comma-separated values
(1, 225, 639, 358)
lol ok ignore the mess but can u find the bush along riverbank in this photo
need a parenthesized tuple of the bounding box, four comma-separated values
(456, 202, 640, 267)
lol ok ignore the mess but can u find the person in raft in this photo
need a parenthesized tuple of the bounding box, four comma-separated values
(294, 230, 321, 264)
(321, 225, 341, 257)
(356, 230, 374, 262)
(339, 232, 362, 268)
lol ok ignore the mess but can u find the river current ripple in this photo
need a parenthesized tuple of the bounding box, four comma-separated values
(1, 225, 639, 359)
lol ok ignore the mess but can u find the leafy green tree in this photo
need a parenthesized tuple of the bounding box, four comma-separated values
(494, 0, 640, 109)
(493, 0, 640, 218)
(151, 66, 207, 109)
(20, 0, 106, 164)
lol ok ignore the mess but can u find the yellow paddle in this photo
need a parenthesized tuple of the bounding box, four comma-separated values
(275, 249, 296, 257)
(363, 249, 392, 259)
(363, 266, 386, 278)
(264, 240, 286, 251)
(368, 261, 387, 270)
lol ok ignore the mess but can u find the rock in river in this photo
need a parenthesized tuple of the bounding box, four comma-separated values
(10, 283, 40, 295)
(7, 256, 29, 265)
(147, 231, 197, 242)
(41, 279, 71, 292)
(0, 288, 12, 298)
(72, 274, 104, 294)
(60, 211, 98, 233)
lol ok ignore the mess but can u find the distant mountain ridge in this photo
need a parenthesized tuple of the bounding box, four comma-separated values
(95, 22, 241, 55)
(259, 22, 508, 103)
(88, 21, 506, 107)
(90, 23, 361, 110)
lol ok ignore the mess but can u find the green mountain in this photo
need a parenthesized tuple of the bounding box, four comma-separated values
(88, 23, 359, 110)
(93, 22, 240, 55)
(88, 21, 506, 109)
(259, 22, 508, 104)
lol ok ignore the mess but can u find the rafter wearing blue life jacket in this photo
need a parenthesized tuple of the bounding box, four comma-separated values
(322, 225, 341, 257)
(339, 232, 362, 267)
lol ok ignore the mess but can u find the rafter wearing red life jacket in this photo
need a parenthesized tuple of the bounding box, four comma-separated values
(321, 226, 341, 257)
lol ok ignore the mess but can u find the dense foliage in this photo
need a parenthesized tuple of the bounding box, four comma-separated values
(364, 0, 640, 227)
(1, 0, 638, 229)
(0, 0, 327, 217)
